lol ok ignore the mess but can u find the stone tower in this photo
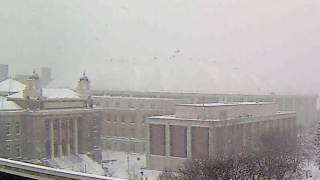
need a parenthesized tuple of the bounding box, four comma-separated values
(76, 72, 91, 99)
(23, 70, 42, 100)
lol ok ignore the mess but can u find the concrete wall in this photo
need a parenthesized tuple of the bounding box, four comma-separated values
(175, 103, 278, 120)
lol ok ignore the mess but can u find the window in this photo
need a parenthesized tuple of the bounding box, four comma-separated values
(120, 143, 126, 151)
(130, 143, 135, 152)
(6, 143, 10, 153)
(95, 101, 101, 106)
(130, 128, 135, 137)
(6, 123, 11, 136)
(16, 144, 21, 157)
(121, 115, 125, 123)
(115, 101, 120, 107)
(219, 111, 228, 120)
(114, 115, 118, 123)
(105, 114, 110, 122)
(130, 115, 135, 124)
(128, 102, 134, 108)
(150, 103, 155, 109)
(104, 101, 109, 107)
(15, 122, 21, 135)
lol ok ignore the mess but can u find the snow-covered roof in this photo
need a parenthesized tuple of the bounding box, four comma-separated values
(178, 102, 274, 107)
(0, 96, 22, 111)
(0, 78, 26, 93)
(42, 88, 81, 99)
(8, 88, 81, 99)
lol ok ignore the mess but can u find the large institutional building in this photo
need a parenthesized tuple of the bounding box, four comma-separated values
(93, 96, 189, 153)
(0, 64, 9, 82)
(0, 71, 102, 163)
(94, 90, 317, 128)
(145, 102, 297, 170)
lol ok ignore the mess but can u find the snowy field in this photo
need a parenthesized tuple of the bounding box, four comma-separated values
(102, 150, 160, 180)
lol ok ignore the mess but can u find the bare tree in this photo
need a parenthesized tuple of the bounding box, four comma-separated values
(158, 131, 305, 180)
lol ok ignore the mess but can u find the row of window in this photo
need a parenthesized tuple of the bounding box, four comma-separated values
(105, 114, 147, 124)
(104, 141, 146, 153)
(106, 126, 146, 138)
(97, 100, 157, 109)
(6, 143, 21, 158)
(5, 122, 21, 136)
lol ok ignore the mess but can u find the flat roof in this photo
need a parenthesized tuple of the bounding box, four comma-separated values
(177, 102, 274, 107)
(92, 95, 185, 101)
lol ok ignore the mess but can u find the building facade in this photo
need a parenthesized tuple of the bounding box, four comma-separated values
(0, 64, 9, 82)
(94, 90, 317, 128)
(0, 72, 102, 163)
(93, 96, 189, 153)
(145, 102, 297, 171)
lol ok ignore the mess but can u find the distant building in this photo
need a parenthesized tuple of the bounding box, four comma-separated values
(93, 90, 317, 128)
(145, 102, 297, 171)
(40, 67, 53, 87)
(0, 64, 9, 82)
(93, 96, 189, 153)
(15, 74, 30, 84)
(0, 71, 102, 162)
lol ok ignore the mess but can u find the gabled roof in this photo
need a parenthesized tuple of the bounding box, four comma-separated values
(0, 96, 22, 111)
(0, 78, 26, 93)
(7, 88, 81, 100)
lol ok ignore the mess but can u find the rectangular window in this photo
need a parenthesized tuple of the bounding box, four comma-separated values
(104, 101, 109, 107)
(6, 123, 11, 136)
(130, 128, 135, 137)
(121, 115, 125, 123)
(105, 114, 111, 122)
(114, 115, 118, 123)
(15, 122, 21, 135)
(128, 102, 134, 108)
(6, 143, 10, 153)
(130, 115, 135, 124)
(115, 101, 120, 107)
(16, 144, 21, 157)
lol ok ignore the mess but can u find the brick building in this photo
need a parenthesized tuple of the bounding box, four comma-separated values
(0, 72, 102, 163)
(94, 90, 317, 128)
(93, 96, 189, 153)
(145, 102, 297, 171)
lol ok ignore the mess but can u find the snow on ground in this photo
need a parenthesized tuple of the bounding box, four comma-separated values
(102, 150, 161, 180)
(304, 161, 320, 180)
(49, 154, 105, 176)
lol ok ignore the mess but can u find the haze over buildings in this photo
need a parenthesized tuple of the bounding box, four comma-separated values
(0, 0, 320, 95)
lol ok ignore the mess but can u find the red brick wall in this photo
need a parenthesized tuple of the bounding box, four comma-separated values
(191, 127, 209, 159)
(170, 126, 187, 157)
(150, 125, 165, 156)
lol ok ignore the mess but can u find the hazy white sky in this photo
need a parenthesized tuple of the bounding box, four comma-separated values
(0, 0, 319, 94)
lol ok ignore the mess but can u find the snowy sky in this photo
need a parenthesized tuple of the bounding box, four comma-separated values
(0, 0, 319, 94)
